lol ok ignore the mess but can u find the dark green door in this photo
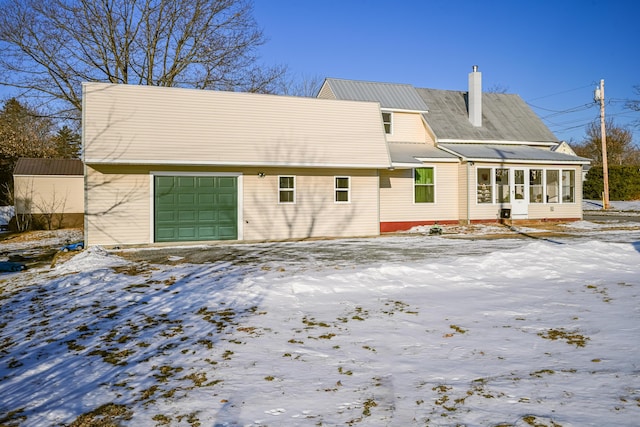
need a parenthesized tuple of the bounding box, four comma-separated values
(155, 175, 238, 242)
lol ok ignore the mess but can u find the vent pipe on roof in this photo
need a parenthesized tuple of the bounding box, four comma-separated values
(468, 65, 482, 127)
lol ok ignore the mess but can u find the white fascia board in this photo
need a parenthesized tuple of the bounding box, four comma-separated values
(413, 157, 460, 163)
(84, 159, 392, 169)
(381, 108, 428, 114)
(438, 139, 558, 146)
(465, 158, 591, 165)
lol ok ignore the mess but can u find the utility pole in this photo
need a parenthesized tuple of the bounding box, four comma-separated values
(595, 79, 610, 210)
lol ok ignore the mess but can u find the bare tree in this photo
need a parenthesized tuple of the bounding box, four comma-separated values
(0, 0, 286, 119)
(572, 118, 639, 166)
(278, 73, 325, 97)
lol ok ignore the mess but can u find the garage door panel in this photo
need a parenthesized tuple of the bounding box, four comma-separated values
(218, 226, 237, 239)
(177, 177, 195, 187)
(217, 177, 236, 188)
(199, 194, 215, 204)
(155, 175, 238, 242)
(178, 210, 196, 221)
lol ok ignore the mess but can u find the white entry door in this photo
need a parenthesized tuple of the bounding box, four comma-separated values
(511, 169, 528, 218)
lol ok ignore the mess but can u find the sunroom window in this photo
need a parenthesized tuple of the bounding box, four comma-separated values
(562, 170, 575, 203)
(530, 169, 543, 203)
(477, 168, 492, 204)
(546, 170, 559, 203)
(495, 168, 510, 203)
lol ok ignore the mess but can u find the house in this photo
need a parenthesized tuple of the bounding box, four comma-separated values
(83, 67, 589, 247)
(318, 67, 590, 230)
(13, 158, 84, 229)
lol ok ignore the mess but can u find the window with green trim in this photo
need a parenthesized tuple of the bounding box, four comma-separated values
(414, 167, 435, 203)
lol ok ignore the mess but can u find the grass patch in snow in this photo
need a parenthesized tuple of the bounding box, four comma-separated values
(537, 328, 590, 347)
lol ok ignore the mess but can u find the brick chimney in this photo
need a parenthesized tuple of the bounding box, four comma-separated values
(468, 65, 482, 127)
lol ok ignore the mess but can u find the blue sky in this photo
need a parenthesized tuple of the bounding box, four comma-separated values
(253, 0, 640, 145)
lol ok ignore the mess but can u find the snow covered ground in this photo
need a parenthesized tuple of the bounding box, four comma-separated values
(583, 199, 640, 211)
(1, 212, 639, 426)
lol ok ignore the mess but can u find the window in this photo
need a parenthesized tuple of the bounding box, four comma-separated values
(529, 169, 543, 203)
(335, 176, 350, 203)
(414, 167, 435, 203)
(562, 170, 575, 203)
(477, 168, 492, 204)
(382, 111, 392, 134)
(546, 170, 559, 203)
(495, 168, 510, 203)
(279, 176, 295, 203)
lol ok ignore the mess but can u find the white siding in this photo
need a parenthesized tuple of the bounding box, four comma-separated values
(86, 165, 380, 246)
(85, 165, 151, 246)
(14, 176, 83, 214)
(386, 112, 430, 143)
(379, 163, 459, 223)
(243, 168, 380, 240)
(83, 83, 391, 168)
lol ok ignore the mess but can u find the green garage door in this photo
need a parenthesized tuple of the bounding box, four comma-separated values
(155, 175, 238, 242)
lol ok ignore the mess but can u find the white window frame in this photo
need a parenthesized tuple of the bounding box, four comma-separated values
(476, 167, 493, 204)
(475, 167, 577, 205)
(381, 111, 393, 135)
(334, 176, 350, 203)
(278, 175, 296, 204)
(562, 169, 576, 203)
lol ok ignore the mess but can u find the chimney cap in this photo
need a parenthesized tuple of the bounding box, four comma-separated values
(472, 65, 478, 72)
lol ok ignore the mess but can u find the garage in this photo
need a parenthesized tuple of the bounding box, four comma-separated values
(154, 175, 238, 242)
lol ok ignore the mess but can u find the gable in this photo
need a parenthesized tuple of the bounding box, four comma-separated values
(83, 83, 391, 169)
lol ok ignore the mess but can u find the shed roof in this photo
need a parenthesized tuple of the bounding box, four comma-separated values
(440, 144, 590, 164)
(320, 78, 429, 112)
(14, 158, 83, 176)
(388, 143, 458, 165)
(416, 89, 559, 143)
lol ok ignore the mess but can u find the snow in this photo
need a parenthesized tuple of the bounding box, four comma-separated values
(583, 199, 640, 211)
(0, 205, 13, 225)
(1, 216, 640, 426)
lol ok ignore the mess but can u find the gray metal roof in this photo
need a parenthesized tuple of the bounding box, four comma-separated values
(440, 144, 590, 164)
(388, 143, 458, 165)
(14, 158, 84, 175)
(322, 78, 429, 111)
(417, 88, 559, 143)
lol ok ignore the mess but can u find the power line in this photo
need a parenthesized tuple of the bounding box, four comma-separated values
(527, 84, 594, 102)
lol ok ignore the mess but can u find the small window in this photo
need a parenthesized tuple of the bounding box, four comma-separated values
(414, 167, 435, 203)
(546, 170, 559, 203)
(529, 169, 543, 203)
(477, 168, 492, 204)
(279, 176, 295, 203)
(335, 176, 350, 203)
(382, 111, 392, 134)
(495, 168, 510, 203)
(562, 170, 575, 203)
